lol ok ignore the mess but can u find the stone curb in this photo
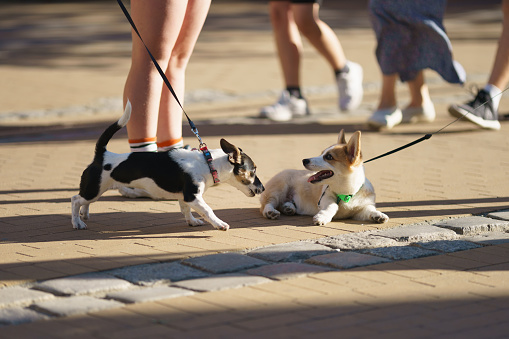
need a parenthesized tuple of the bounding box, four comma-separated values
(1, 213, 509, 327)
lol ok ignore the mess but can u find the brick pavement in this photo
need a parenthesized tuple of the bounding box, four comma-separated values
(1, 0, 509, 337)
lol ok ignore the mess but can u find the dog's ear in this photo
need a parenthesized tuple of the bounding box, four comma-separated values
(338, 129, 347, 145)
(346, 131, 362, 165)
(220, 139, 242, 164)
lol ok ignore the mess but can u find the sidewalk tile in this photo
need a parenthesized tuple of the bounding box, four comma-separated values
(172, 273, 271, 292)
(246, 241, 335, 262)
(106, 286, 194, 304)
(182, 252, 268, 274)
(245, 262, 331, 280)
(33, 295, 124, 317)
(34, 272, 132, 296)
(306, 251, 391, 269)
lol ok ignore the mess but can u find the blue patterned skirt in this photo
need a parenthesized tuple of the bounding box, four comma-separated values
(369, 0, 465, 84)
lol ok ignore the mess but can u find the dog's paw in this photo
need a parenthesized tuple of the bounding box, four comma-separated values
(213, 221, 230, 231)
(262, 205, 280, 220)
(281, 202, 296, 216)
(371, 211, 389, 224)
(72, 218, 88, 230)
(313, 214, 331, 226)
(187, 218, 204, 227)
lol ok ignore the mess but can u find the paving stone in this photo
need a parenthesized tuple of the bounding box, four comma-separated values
(108, 262, 209, 286)
(373, 224, 458, 242)
(246, 242, 336, 262)
(414, 240, 482, 253)
(316, 232, 400, 250)
(434, 216, 509, 235)
(462, 232, 509, 245)
(34, 273, 132, 296)
(106, 286, 194, 304)
(181, 253, 268, 274)
(306, 252, 391, 269)
(487, 209, 509, 221)
(0, 307, 49, 326)
(360, 246, 440, 260)
(244, 262, 331, 280)
(32, 296, 124, 317)
(172, 274, 271, 292)
(0, 287, 54, 309)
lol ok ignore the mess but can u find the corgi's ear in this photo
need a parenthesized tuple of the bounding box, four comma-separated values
(220, 139, 242, 164)
(338, 129, 347, 145)
(346, 131, 362, 165)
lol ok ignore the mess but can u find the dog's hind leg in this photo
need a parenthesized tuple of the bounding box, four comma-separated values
(179, 200, 204, 227)
(186, 196, 229, 231)
(80, 204, 90, 220)
(281, 201, 296, 216)
(71, 195, 89, 230)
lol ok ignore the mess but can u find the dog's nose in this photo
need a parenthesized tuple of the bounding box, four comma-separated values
(302, 159, 310, 166)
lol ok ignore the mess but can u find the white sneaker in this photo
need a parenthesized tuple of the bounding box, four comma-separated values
(367, 106, 402, 129)
(337, 61, 363, 111)
(401, 101, 436, 123)
(260, 90, 309, 122)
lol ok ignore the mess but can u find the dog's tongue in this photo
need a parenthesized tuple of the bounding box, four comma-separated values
(308, 170, 333, 183)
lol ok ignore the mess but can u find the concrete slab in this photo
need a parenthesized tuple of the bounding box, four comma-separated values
(374, 224, 458, 242)
(0, 287, 54, 309)
(106, 286, 194, 304)
(360, 246, 440, 261)
(246, 242, 336, 262)
(181, 253, 268, 274)
(0, 307, 49, 326)
(107, 262, 210, 286)
(316, 232, 400, 250)
(414, 240, 482, 253)
(244, 263, 331, 280)
(434, 216, 509, 235)
(32, 296, 124, 317)
(306, 252, 391, 269)
(487, 209, 509, 221)
(172, 274, 272, 292)
(34, 273, 132, 296)
(462, 232, 509, 245)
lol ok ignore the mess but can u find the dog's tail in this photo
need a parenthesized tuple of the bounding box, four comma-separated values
(94, 100, 132, 160)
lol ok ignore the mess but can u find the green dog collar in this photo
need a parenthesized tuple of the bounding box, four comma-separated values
(336, 184, 364, 204)
(337, 194, 353, 204)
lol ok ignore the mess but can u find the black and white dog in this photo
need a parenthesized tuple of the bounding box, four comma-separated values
(71, 101, 264, 231)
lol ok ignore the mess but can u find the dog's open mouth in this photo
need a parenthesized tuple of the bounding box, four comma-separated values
(308, 170, 334, 183)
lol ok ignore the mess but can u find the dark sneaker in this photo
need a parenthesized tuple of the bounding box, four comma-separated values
(448, 89, 501, 130)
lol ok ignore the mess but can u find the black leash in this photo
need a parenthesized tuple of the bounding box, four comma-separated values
(117, 0, 219, 184)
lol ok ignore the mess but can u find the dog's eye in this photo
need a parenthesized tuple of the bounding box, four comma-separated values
(324, 153, 333, 161)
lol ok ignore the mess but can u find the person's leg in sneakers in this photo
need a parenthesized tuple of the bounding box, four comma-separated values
(292, 1, 363, 111)
(260, 1, 308, 121)
(448, 0, 509, 130)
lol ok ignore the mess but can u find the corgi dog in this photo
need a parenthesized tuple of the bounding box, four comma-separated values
(260, 130, 388, 225)
(72, 101, 264, 231)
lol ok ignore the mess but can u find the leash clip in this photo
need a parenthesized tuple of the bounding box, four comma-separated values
(200, 143, 220, 184)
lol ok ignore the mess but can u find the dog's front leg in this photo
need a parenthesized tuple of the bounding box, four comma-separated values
(313, 196, 339, 226)
(179, 200, 204, 227)
(186, 196, 229, 231)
